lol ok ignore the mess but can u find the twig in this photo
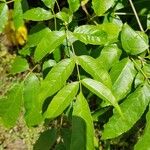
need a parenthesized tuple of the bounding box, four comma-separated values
(128, 0, 144, 32)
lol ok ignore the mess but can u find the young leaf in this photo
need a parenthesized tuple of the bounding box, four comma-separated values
(102, 83, 150, 139)
(0, 83, 23, 128)
(67, 0, 80, 12)
(44, 82, 79, 119)
(92, 0, 114, 16)
(34, 31, 66, 61)
(110, 58, 136, 101)
(70, 92, 94, 150)
(81, 78, 122, 116)
(38, 58, 75, 110)
(134, 105, 150, 150)
(13, 0, 24, 29)
(41, 0, 56, 9)
(24, 74, 43, 126)
(0, 3, 8, 33)
(73, 23, 121, 45)
(77, 55, 112, 88)
(10, 56, 29, 74)
(121, 23, 149, 55)
(97, 44, 122, 71)
(23, 7, 53, 21)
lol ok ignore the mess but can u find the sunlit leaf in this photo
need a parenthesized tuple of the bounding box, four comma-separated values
(110, 58, 137, 101)
(44, 82, 79, 119)
(92, 0, 114, 16)
(97, 44, 122, 71)
(77, 55, 112, 88)
(38, 58, 75, 111)
(121, 23, 149, 55)
(82, 78, 122, 116)
(24, 74, 43, 126)
(102, 83, 150, 139)
(13, 0, 24, 29)
(67, 0, 80, 12)
(34, 31, 66, 61)
(23, 7, 53, 21)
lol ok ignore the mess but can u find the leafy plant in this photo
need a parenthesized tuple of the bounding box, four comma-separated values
(0, 0, 150, 149)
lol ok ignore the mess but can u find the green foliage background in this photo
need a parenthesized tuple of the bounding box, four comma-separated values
(0, 0, 150, 149)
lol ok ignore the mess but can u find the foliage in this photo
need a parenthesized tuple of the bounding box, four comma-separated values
(0, 0, 150, 149)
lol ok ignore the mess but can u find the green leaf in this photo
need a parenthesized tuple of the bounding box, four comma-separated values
(102, 83, 150, 139)
(23, 7, 53, 21)
(0, 83, 23, 128)
(34, 31, 66, 61)
(73, 23, 121, 45)
(41, 0, 56, 9)
(81, 78, 122, 116)
(77, 55, 112, 88)
(110, 58, 136, 101)
(24, 74, 43, 126)
(134, 105, 150, 150)
(67, 0, 80, 12)
(27, 24, 51, 47)
(92, 0, 114, 16)
(44, 82, 79, 119)
(121, 23, 149, 55)
(38, 58, 75, 111)
(0, 3, 8, 33)
(56, 11, 73, 23)
(70, 92, 94, 150)
(97, 44, 122, 71)
(11, 56, 29, 74)
(147, 14, 150, 30)
(42, 59, 56, 71)
(13, 0, 24, 29)
(33, 129, 57, 150)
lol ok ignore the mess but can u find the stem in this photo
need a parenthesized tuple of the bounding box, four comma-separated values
(131, 58, 148, 79)
(71, 44, 82, 92)
(22, 64, 38, 83)
(128, 0, 144, 32)
(52, 9, 57, 30)
(6, 0, 14, 4)
(55, 0, 61, 12)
